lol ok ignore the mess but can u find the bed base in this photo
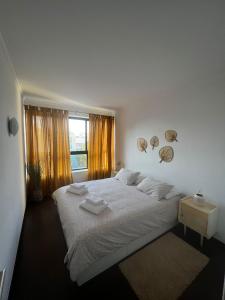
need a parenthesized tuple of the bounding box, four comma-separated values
(76, 221, 176, 286)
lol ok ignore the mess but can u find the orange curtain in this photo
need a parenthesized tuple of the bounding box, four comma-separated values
(88, 114, 115, 180)
(25, 105, 72, 199)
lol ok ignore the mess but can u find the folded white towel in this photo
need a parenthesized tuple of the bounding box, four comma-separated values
(67, 186, 88, 195)
(79, 199, 108, 215)
(70, 183, 86, 190)
(85, 194, 105, 206)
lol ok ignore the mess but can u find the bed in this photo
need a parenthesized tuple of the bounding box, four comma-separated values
(52, 177, 180, 285)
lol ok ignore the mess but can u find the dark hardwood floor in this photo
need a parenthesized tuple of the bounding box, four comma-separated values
(9, 199, 225, 300)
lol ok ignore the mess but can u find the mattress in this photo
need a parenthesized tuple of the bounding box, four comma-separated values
(53, 178, 179, 282)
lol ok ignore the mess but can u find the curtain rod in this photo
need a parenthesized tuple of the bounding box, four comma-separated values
(24, 104, 114, 117)
(23, 95, 116, 116)
(25, 104, 88, 115)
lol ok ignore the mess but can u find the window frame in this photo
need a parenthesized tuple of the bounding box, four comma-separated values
(69, 116, 89, 171)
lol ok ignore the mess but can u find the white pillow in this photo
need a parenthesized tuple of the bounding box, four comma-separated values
(115, 168, 140, 185)
(164, 188, 180, 200)
(137, 177, 173, 200)
(134, 174, 146, 185)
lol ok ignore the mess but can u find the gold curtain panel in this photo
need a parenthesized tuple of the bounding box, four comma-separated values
(24, 105, 72, 199)
(88, 114, 115, 180)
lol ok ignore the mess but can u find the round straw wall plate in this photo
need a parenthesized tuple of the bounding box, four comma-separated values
(137, 138, 148, 152)
(165, 130, 178, 142)
(150, 136, 159, 150)
(159, 146, 174, 163)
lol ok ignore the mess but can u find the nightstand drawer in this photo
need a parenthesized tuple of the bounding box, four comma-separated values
(180, 203, 208, 235)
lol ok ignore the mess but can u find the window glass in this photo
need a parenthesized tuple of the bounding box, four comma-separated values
(70, 154, 87, 170)
(69, 118, 88, 170)
(69, 119, 86, 151)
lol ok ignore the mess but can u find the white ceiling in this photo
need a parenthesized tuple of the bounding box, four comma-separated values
(0, 1, 225, 109)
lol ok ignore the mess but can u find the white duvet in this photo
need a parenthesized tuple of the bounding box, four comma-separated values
(53, 178, 179, 281)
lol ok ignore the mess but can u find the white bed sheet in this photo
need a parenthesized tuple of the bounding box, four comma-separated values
(53, 178, 179, 282)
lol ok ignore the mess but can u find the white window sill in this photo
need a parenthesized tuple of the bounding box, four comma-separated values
(72, 169, 88, 173)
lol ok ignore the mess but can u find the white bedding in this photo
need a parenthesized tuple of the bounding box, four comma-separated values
(53, 178, 179, 282)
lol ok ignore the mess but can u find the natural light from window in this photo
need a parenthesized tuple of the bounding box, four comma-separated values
(69, 118, 89, 170)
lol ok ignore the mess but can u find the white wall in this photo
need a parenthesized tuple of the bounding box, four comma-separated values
(118, 75, 225, 243)
(0, 34, 25, 300)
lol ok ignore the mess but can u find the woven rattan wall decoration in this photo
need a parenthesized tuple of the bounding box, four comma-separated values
(165, 130, 178, 142)
(137, 137, 148, 152)
(137, 129, 178, 163)
(159, 146, 174, 163)
(150, 136, 159, 150)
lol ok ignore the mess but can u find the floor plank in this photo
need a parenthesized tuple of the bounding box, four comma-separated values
(9, 199, 225, 300)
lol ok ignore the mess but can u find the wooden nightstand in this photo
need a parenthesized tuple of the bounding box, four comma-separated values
(178, 196, 218, 246)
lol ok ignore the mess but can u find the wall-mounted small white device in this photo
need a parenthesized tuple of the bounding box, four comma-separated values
(0, 269, 5, 299)
(7, 117, 19, 136)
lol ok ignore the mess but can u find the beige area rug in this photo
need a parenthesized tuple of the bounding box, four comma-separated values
(119, 232, 209, 300)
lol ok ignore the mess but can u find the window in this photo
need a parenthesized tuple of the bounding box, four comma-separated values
(69, 117, 89, 170)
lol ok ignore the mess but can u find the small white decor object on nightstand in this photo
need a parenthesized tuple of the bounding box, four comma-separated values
(178, 196, 218, 247)
(193, 193, 205, 205)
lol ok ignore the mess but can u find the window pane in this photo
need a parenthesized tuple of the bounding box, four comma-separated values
(70, 154, 87, 170)
(87, 121, 89, 149)
(69, 119, 86, 151)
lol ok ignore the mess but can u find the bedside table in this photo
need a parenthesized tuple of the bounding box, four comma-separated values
(178, 196, 218, 246)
